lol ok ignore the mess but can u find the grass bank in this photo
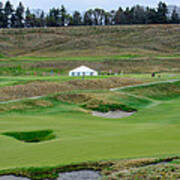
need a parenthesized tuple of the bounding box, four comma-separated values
(119, 80, 180, 100)
(0, 156, 179, 180)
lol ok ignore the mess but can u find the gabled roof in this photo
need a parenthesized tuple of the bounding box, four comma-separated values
(69, 65, 97, 73)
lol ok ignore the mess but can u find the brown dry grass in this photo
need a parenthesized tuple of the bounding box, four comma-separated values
(100, 157, 180, 179)
(56, 93, 106, 110)
(56, 93, 93, 104)
(1, 58, 180, 75)
(0, 100, 53, 112)
(101, 158, 157, 176)
(1, 25, 180, 57)
(25, 58, 180, 74)
(0, 77, 142, 101)
(67, 77, 142, 89)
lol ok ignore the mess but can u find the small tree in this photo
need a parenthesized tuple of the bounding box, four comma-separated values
(40, 11, 46, 27)
(46, 8, 60, 27)
(132, 5, 146, 24)
(25, 8, 32, 27)
(104, 12, 112, 25)
(60, 5, 67, 26)
(83, 9, 93, 25)
(171, 8, 179, 24)
(145, 7, 158, 24)
(72, 11, 82, 25)
(93, 8, 105, 25)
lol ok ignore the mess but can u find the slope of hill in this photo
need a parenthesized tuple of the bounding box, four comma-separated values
(0, 24, 180, 58)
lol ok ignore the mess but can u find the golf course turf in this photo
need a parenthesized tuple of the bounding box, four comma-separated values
(0, 80, 179, 179)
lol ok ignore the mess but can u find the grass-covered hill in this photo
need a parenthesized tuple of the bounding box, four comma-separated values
(0, 24, 180, 58)
(0, 24, 180, 75)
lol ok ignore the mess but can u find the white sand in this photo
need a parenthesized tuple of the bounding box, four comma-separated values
(92, 110, 135, 119)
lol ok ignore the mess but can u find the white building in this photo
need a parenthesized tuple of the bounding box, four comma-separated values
(69, 65, 98, 77)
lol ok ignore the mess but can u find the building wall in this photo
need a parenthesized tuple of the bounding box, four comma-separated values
(69, 71, 98, 76)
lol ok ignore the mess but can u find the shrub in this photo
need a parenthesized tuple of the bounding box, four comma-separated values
(2, 130, 56, 143)
(82, 103, 136, 112)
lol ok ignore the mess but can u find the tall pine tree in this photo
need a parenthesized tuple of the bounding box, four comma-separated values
(0, 2, 4, 28)
(15, 2, 24, 28)
(60, 5, 67, 26)
(4, 1, 13, 28)
(171, 8, 179, 24)
(157, 2, 168, 23)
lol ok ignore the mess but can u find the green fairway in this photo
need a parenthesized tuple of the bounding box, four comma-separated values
(0, 81, 180, 171)
(3, 54, 180, 62)
(4, 54, 142, 62)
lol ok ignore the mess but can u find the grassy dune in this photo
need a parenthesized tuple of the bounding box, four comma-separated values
(0, 77, 143, 101)
(0, 25, 180, 75)
(0, 25, 180, 58)
(120, 80, 180, 100)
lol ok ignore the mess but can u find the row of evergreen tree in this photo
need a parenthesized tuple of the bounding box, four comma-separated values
(0, 1, 180, 28)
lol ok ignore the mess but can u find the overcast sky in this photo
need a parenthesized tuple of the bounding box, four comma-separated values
(1, 0, 180, 12)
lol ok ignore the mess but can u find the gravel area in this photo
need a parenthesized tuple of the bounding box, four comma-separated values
(58, 170, 101, 180)
(0, 176, 30, 180)
(92, 110, 135, 119)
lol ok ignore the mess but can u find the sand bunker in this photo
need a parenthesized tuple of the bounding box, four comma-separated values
(0, 175, 29, 180)
(58, 170, 101, 180)
(92, 110, 135, 119)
